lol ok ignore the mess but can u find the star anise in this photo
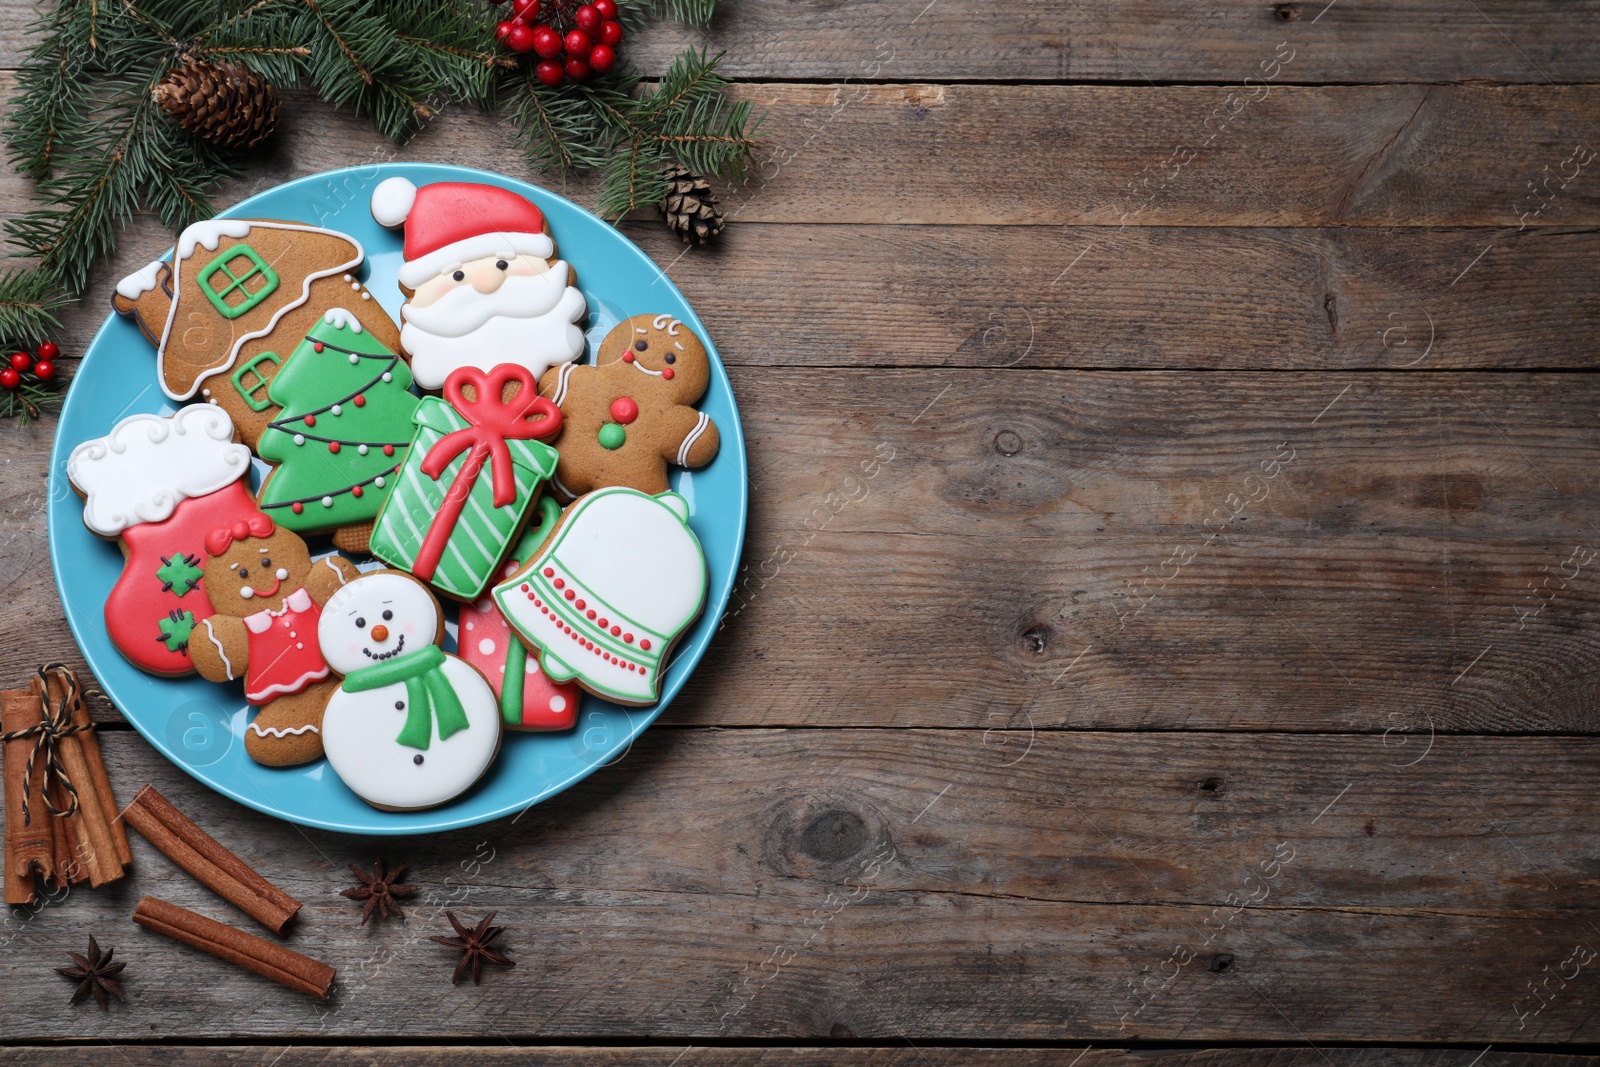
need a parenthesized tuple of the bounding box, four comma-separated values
(429, 911, 514, 985)
(55, 936, 126, 1010)
(340, 857, 416, 925)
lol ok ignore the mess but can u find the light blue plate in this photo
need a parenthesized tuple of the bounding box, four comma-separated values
(46, 163, 747, 834)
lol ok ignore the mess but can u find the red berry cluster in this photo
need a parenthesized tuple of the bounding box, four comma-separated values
(0, 340, 58, 390)
(494, 0, 624, 86)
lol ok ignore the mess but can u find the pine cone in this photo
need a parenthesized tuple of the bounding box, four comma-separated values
(153, 62, 280, 151)
(659, 165, 725, 246)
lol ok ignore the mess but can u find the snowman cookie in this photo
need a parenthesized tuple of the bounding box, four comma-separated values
(189, 516, 361, 766)
(317, 571, 502, 811)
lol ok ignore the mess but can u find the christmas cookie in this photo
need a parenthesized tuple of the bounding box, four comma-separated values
(539, 314, 719, 498)
(317, 570, 502, 810)
(254, 308, 419, 554)
(459, 496, 581, 731)
(493, 487, 706, 706)
(187, 515, 361, 766)
(369, 177, 587, 391)
(369, 363, 561, 601)
(111, 217, 401, 449)
(66, 406, 257, 677)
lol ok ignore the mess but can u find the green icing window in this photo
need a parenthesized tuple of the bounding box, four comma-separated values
(232, 350, 283, 412)
(200, 244, 279, 319)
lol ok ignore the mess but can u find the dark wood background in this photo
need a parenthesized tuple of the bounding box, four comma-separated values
(5, 1, 1600, 1062)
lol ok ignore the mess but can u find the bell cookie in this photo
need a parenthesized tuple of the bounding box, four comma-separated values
(538, 313, 719, 498)
(493, 487, 706, 707)
(317, 570, 503, 810)
(369, 177, 587, 391)
(66, 406, 257, 677)
(187, 515, 361, 766)
(253, 308, 419, 554)
(459, 495, 581, 731)
(112, 217, 402, 449)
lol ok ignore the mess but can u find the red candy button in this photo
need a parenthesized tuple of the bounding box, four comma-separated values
(610, 397, 639, 424)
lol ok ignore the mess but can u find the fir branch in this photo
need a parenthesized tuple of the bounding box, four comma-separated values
(645, 0, 716, 28)
(0, 269, 69, 346)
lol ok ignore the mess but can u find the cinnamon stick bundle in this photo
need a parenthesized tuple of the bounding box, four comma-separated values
(120, 786, 301, 933)
(1, 666, 131, 904)
(132, 896, 335, 999)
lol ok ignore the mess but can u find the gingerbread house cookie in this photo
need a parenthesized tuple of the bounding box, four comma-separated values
(112, 218, 402, 448)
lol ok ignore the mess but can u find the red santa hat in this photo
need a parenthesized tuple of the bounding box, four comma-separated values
(370, 177, 556, 289)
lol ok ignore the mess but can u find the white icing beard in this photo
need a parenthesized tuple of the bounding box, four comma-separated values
(400, 263, 586, 390)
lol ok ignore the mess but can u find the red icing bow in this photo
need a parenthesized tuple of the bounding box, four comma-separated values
(411, 364, 563, 581)
(204, 514, 275, 557)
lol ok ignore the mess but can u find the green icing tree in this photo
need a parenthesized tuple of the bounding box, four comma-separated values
(257, 312, 419, 531)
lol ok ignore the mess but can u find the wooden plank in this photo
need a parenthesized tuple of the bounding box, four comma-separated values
(38, 222, 1600, 371)
(3, 0, 1600, 82)
(0, 81, 1596, 229)
(14, 370, 1600, 731)
(1, 730, 1598, 1041)
(2, 1051, 1599, 1066)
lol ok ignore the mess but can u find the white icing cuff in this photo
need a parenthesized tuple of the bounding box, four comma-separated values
(399, 232, 554, 288)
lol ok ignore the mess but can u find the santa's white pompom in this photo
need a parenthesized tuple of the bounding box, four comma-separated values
(371, 176, 417, 228)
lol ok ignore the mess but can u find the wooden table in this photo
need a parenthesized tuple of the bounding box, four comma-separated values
(5, 1, 1600, 1063)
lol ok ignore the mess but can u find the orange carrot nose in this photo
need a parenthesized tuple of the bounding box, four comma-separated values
(370, 624, 390, 642)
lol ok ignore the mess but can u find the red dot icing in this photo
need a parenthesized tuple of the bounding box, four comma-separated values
(383, 444, 394, 456)
(522, 583, 530, 591)
(640, 639, 652, 651)
(313, 342, 324, 353)
(610, 397, 639, 424)
(291, 502, 304, 514)
(610, 625, 621, 636)
(624, 633, 634, 643)
(544, 568, 554, 577)
(622, 351, 635, 363)
(352, 485, 363, 497)
(353, 395, 366, 407)
(586, 609, 596, 620)
(328, 441, 340, 453)
(303, 414, 316, 428)
(576, 599, 586, 610)
(564, 589, 575, 601)
(553, 577, 564, 588)
(662, 367, 674, 380)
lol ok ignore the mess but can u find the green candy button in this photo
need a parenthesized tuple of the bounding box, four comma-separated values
(598, 422, 626, 450)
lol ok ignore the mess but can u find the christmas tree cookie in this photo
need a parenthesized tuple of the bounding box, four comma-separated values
(493, 487, 706, 706)
(255, 309, 420, 554)
(66, 406, 258, 677)
(111, 217, 400, 449)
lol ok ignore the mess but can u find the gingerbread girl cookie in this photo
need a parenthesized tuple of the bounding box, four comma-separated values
(187, 516, 361, 766)
(538, 314, 719, 499)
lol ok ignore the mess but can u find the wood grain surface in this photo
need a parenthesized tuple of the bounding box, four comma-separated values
(1, 0, 1596, 1060)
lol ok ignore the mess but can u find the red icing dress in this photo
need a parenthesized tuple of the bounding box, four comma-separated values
(240, 588, 329, 704)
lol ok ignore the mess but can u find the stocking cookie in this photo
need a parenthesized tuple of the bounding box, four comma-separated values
(317, 571, 502, 810)
(370, 177, 587, 391)
(493, 487, 706, 706)
(188, 516, 361, 766)
(539, 314, 719, 498)
(112, 218, 401, 449)
(66, 406, 257, 677)
(254, 308, 420, 554)
(459, 496, 581, 731)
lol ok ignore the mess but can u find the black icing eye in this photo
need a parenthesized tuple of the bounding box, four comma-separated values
(237, 568, 248, 579)
(452, 270, 465, 282)
(664, 353, 676, 364)
(634, 340, 647, 351)
(355, 617, 366, 629)
(382, 610, 393, 621)
(260, 557, 271, 567)
(496, 260, 508, 270)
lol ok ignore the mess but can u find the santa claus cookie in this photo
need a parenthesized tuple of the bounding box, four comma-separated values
(187, 516, 361, 767)
(493, 487, 706, 706)
(539, 314, 719, 499)
(66, 406, 257, 677)
(317, 571, 502, 811)
(111, 218, 401, 449)
(369, 177, 587, 391)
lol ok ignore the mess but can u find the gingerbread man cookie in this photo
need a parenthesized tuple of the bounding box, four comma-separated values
(538, 314, 720, 499)
(187, 515, 361, 767)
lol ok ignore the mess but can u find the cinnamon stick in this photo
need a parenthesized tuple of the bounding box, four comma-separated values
(120, 786, 301, 933)
(132, 896, 334, 999)
(45, 774, 86, 886)
(54, 673, 131, 869)
(1, 689, 52, 905)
